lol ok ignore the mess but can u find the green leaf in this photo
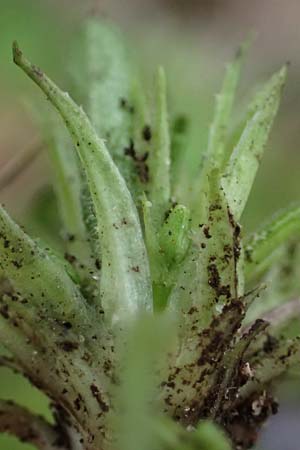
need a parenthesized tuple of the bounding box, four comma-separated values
(240, 336, 300, 400)
(168, 171, 244, 330)
(206, 42, 248, 170)
(162, 294, 254, 419)
(129, 79, 152, 193)
(24, 90, 95, 278)
(141, 197, 175, 311)
(46, 118, 96, 273)
(170, 115, 189, 197)
(245, 205, 300, 282)
(245, 242, 300, 323)
(141, 194, 164, 283)
(159, 204, 190, 266)
(70, 19, 134, 185)
(0, 204, 89, 330)
(148, 67, 171, 222)
(191, 42, 248, 225)
(131, 78, 151, 159)
(142, 198, 190, 311)
(221, 66, 287, 220)
(13, 42, 152, 325)
(244, 299, 300, 357)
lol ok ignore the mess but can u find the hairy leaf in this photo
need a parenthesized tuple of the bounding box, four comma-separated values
(13, 42, 152, 325)
(206, 42, 248, 171)
(0, 204, 89, 329)
(70, 19, 134, 183)
(222, 66, 287, 220)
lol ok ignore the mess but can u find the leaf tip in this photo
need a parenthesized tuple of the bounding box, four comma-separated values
(12, 40, 22, 65)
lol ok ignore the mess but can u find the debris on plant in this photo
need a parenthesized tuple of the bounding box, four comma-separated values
(0, 17, 300, 450)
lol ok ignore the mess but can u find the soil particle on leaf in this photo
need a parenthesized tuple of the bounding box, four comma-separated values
(124, 140, 149, 183)
(142, 125, 152, 141)
(90, 384, 109, 412)
(207, 263, 231, 299)
(119, 97, 134, 114)
(64, 253, 77, 265)
(59, 341, 79, 352)
(203, 226, 212, 239)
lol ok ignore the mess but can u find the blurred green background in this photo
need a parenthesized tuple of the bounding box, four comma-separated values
(1, 0, 300, 449)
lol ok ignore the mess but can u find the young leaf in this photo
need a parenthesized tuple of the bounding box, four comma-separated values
(170, 115, 189, 197)
(142, 197, 190, 311)
(159, 204, 190, 266)
(191, 42, 248, 225)
(148, 67, 171, 222)
(221, 66, 287, 220)
(131, 78, 151, 159)
(245, 204, 300, 282)
(206, 42, 248, 171)
(13, 42, 152, 324)
(46, 118, 95, 272)
(129, 79, 152, 192)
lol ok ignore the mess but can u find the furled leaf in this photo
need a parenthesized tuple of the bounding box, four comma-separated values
(13, 42, 152, 325)
(159, 204, 190, 266)
(142, 199, 190, 311)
